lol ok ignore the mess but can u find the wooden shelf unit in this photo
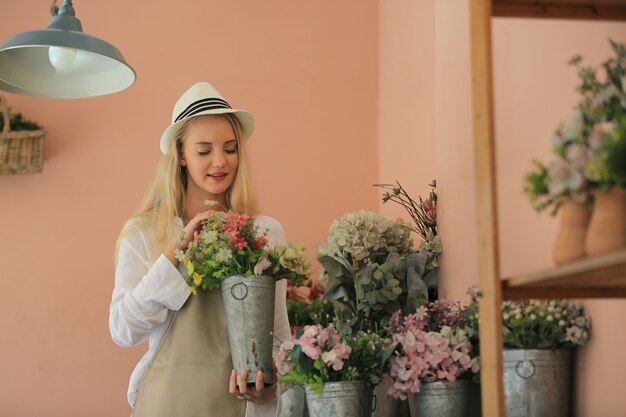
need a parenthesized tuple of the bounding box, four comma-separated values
(468, 0, 626, 416)
(493, 0, 626, 20)
(504, 249, 626, 300)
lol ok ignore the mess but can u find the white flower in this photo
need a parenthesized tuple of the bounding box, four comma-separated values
(550, 133, 566, 152)
(565, 143, 590, 168)
(253, 257, 272, 276)
(561, 110, 583, 140)
(548, 159, 585, 197)
(174, 249, 185, 262)
(203, 199, 219, 207)
(587, 127, 608, 151)
(199, 229, 218, 245)
(215, 248, 232, 263)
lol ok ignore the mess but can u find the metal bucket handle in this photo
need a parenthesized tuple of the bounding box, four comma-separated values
(515, 360, 536, 379)
(231, 282, 249, 300)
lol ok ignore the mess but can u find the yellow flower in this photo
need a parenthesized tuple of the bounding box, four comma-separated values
(184, 258, 195, 275)
(189, 286, 198, 296)
(193, 273, 203, 286)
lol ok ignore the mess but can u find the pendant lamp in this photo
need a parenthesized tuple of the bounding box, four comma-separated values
(0, 0, 135, 98)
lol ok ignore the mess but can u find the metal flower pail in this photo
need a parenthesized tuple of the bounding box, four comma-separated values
(279, 384, 309, 417)
(503, 349, 571, 417)
(221, 274, 276, 387)
(408, 380, 470, 417)
(372, 381, 399, 417)
(305, 381, 373, 417)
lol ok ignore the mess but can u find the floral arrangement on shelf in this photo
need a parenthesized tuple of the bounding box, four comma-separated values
(317, 210, 434, 332)
(274, 324, 386, 395)
(523, 109, 596, 214)
(383, 299, 480, 400)
(524, 39, 626, 213)
(175, 204, 312, 293)
(570, 39, 626, 191)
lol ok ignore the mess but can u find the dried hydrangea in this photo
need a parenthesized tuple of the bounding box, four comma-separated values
(325, 210, 412, 265)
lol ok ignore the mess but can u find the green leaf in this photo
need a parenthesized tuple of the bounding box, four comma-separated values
(405, 267, 428, 314)
(423, 267, 439, 288)
(406, 252, 428, 276)
(317, 255, 350, 278)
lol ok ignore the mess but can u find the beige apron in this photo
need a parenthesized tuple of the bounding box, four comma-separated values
(132, 287, 245, 417)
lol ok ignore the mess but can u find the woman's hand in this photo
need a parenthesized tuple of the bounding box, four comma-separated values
(229, 369, 276, 405)
(164, 210, 220, 267)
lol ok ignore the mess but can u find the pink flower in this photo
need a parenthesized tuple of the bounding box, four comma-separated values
(385, 326, 479, 400)
(423, 198, 437, 222)
(321, 341, 351, 371)
(299, 325, 324, 360)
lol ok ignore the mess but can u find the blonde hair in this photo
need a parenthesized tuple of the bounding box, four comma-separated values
(115, 114, 255, 263)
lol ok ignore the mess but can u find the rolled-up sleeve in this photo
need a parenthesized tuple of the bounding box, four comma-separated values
(109, 221, 190, 347)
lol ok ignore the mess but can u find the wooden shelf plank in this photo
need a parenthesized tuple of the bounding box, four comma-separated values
(493, 1, 626, 21)
(502, 249, 626, 299)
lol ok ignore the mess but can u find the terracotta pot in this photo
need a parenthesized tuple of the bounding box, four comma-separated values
(586, 187, 626, 257)
(552, 200, 590, 265)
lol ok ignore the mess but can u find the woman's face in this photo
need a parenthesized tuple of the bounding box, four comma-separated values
(180, 116, 239, 203)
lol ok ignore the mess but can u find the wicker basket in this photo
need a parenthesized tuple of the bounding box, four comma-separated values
(0, 94, 46, 175)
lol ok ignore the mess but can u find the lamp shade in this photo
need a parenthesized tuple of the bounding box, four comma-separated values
(0, 1, 135, 98)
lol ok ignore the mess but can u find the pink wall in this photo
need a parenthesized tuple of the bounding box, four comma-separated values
(0, 1, 379, 416)
(378, 0, 436, 223)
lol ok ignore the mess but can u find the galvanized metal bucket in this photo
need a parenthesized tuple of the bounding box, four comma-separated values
(503, 349, 571, 417)
(408, 380, 470, 417)
(220, 274, 275, 387)
(279, 384, 309, 417)
(372, 381, 398, 417)
(305, 381, 373, 417)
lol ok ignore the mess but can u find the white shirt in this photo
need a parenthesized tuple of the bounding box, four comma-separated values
(109, 215, 291, 417)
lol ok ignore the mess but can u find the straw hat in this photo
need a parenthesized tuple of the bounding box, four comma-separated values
(160, 82, 255, 154)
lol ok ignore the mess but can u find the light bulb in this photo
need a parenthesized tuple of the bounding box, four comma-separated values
(48, 46, 77, 70)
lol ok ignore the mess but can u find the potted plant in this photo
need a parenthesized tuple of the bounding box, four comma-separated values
(317, 210, 420, 332)
(523, 108, 596, 264)
(570, 39, 626, 256)
(467, 292, 592, 417)
(0, 95, 46, 175)
(383, 299, 480, 417)
(274, 324, 386, 417)
(176, 208, 312, 387)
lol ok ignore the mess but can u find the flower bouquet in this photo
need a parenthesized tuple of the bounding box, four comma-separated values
(384, 301, 480, 399)
(382, 300, 480, 417)
(523, 109, 596, 215)
(499, 299, 592, 349)
(274, 324, 386, 417)
(176, 209, 312, 386)
(570, 39, 626, 255)
(318, 209, 437, 333)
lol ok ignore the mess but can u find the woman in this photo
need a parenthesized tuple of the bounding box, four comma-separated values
(109, 82, 290, 417)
